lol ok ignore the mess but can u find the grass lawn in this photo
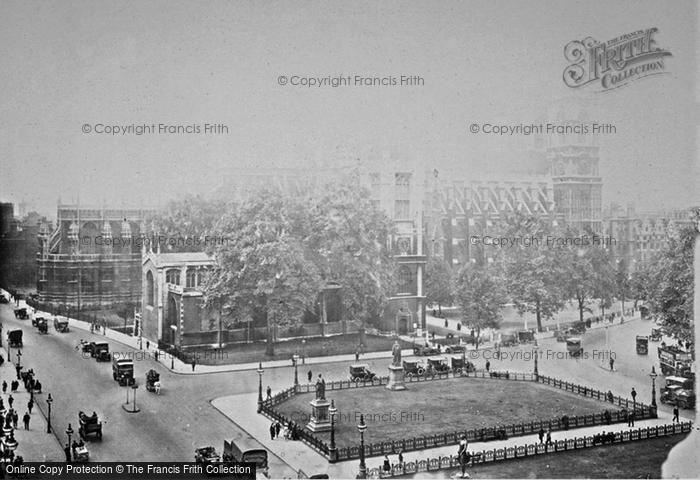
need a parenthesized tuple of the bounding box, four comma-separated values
(184, 333, 412, 365)
(443, 433, 687, 479)
(274, 377, 612, 449)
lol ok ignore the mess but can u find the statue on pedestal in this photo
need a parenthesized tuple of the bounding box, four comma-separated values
(315, 375, 326, 400)
(392, 340, 402, 367)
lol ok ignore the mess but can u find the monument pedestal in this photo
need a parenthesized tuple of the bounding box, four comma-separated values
(386, 365, 406, 391)
(306, 398, 332, 432)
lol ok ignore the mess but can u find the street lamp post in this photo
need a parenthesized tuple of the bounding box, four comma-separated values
(66, 423, 74, 448)
(46, 394, 53, 433)
(357, 414, 367, 479)
(650, 366, 658, 410)
(293, 354, 299, 388)
(257, 363, 264, 413)
(533, 346, 539, 378)
(16, 350, 21, 371)
(329, 400, 337, 463)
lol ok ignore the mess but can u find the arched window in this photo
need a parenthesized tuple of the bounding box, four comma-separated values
(398, 266, 413, 293)
(186, 269, 197, 288)
(165, 269, 180, 285)
(146, 271, 155, 306)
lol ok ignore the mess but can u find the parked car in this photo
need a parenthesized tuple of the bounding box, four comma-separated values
(413, 344, 441, 356)
(348, 364, 376, 382)
(443, 344, 466, 354)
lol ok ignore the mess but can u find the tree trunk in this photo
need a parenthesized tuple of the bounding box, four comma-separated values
(601, 303, 606, 321)
(264, 307, 274, 356)
(577, 296, 584, 322)
(475, 326, 481, 350)
(438, 304, 442, 315)
(536, 301, 543, 333)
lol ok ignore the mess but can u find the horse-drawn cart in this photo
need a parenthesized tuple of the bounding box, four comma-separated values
(78, 411, 103, 440)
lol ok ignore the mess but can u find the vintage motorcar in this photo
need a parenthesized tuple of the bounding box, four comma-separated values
(36, 317, 49, 334)
(450, 355, 475, 374)
(146, 369, 161, 393)
(500, 333, 518, 347)
(412, 344, 441, 356)
(195, 446, 221, 464)
(650, 328, 663, 342)
(90, 342, 110, 361)
(72, 443, 89, 462)
(349, 364, 376, 382)
(427, 356, 451, 375)
(443, 344, 466, 354)
(54, 318, 70, 333)
(402, 360, 425, 377)
(14, 308, 28, 319)
(78, 411, 103, 440)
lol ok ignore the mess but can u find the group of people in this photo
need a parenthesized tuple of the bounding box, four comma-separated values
(269, 420, 299, 441)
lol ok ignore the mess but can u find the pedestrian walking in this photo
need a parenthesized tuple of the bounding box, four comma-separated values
(383, 455, 391, 474)
(2, 381, 6, 394)
(307, 370, 312, 383)
(397, 449, 404, 466)
(628, 411, 635, 427)
(269, 422, 276, 440)
(15, 365, 21, 380)
(8, 395, 13, 409)
(12, 411, 18, 429)
(266, 386, 272, 400)
(545, 429, 552, 446)
(64, 444, 72, 462)
(538, 427, 544, 444)
(191, 359, 196, 372)
(22, 412, 29, 430)
(355, 350, 360, 362)
(275, 421, 281, 438)
(154, 350, 159, 361)
(27, 400, 33, 414)
(485, 360, 490, 372)
(609, 357, 615, 371)
(631, 387, 637, 403)
(457, 435, 470, 478)
(672, 405, 679, 423)
(146, 340, 150, 350)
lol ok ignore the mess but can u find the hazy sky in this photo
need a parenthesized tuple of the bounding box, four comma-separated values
(1, 0, 697, 218)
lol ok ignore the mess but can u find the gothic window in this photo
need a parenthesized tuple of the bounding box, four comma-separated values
(186, 269, 197, 288)
(166, 269, 180, 285)
(146, 271, 154, 306)
(398, 266, 413, 293)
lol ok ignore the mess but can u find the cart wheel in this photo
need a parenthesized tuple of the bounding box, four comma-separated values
(455, 368, 462, 375)
(417, 368, 425, 376)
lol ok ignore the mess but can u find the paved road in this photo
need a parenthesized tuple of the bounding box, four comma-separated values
(2, 301, 692, 473)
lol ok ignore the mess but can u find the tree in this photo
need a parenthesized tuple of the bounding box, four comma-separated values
(424, 256, 454, 315)
(560, 228, 597, 323)
(645, 225, 695, 342)
(146, 194, 225, 252)
(498, 213, 567, 332)
(453, 263, 505, 349)
(203, 189, 323, 356)
(589, 246, 616, 319)
(303, 176, 397, 334)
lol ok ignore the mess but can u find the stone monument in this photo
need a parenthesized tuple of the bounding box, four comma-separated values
(386, 339, 406, 391)
(307, 375, 332, 432)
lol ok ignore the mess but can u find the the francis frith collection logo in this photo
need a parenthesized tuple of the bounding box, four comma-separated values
(563, 28, 672, 91)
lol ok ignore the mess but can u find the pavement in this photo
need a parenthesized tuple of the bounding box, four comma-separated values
(213, 389, 683, 479)
(0, 353, 64, 462)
